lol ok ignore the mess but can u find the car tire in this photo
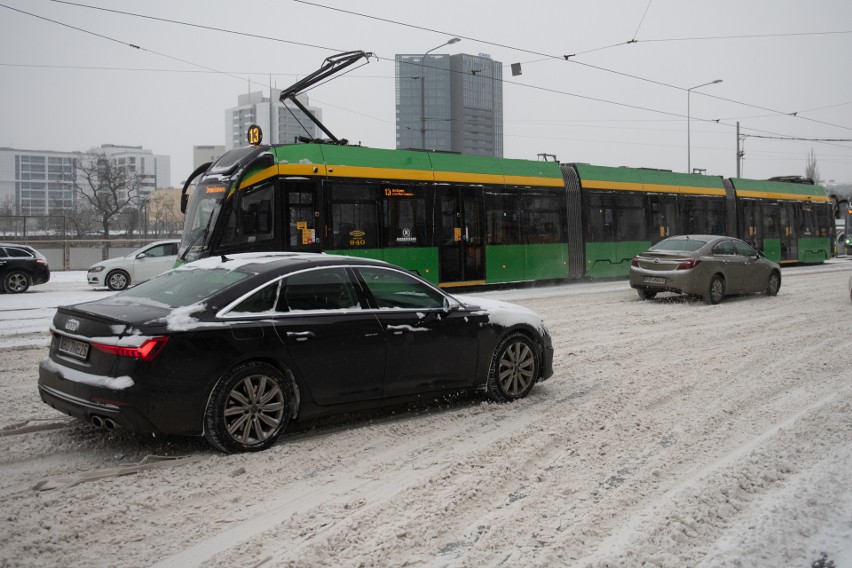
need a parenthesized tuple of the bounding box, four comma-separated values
(765, 270, 781, 296)
(204, 361, 294, 453)
(637, 289, 657, 300)
(106, 270, 130, 291)
(486, 332, 539, 402)
(3, 270, 30, 294)
(704, 275, 725, 305)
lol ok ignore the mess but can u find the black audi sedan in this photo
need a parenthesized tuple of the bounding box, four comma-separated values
(39, 253, 554, 453)
(1, 243, 50, 294)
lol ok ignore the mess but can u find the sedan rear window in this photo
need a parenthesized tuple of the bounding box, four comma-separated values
(4, 247, 34, 258)
(650, 238, 707, 252)
(116, 267, 251, 307)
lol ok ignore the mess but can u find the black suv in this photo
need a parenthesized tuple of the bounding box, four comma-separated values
(0, 243, 51, 293)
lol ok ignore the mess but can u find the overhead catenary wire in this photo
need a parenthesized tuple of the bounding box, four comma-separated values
(631, 0, 654, 41)
(4, 0, 850, 159)
(291, 0, 852, 133)
(25, 0, 852, 135)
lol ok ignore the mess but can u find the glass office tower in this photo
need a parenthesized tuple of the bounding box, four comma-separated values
(395, 53, 503, 157)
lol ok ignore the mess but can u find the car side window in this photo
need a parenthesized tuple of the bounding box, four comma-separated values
(281, 268, 360, 311)
(0, 248, 7, 259)
(5, 247, 32, 258)
(231, 281, 281, 314)
(712, 241, 736, 256)
(163, 243, 178, 255)
(734, 241, 757, 257)
(145, 245, 168, 258)
(356, 267, 445, 310)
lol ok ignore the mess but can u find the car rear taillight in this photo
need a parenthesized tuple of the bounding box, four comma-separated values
(631, 258, 640, 267)
(676, 259, 701, 270)
(36, 258, 47, 265)
(92, 337, 169, 361)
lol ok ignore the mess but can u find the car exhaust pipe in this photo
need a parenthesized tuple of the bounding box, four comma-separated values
(90, 415, 105, 429)
(103, 418, 117, 431)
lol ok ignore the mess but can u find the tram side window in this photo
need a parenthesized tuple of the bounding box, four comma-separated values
(680, 197, 726, 235)
(383, 186, 427, 247)
(585, 193, 644, 242)
(521, 191, 564, 244)
(814, 203, 832, 236)
(798, 205, 816, 237)
(219, 182, 275, 248)
(740, 200, 758, 246)
(485, 189, 520, 245)
(761, 202, 779, 239)
(328, 184, 380, 249)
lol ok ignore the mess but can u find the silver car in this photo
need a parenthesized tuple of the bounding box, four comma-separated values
(629, 235, 781, 304)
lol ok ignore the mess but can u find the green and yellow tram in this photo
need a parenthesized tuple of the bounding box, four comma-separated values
(181, 142, 568, 287)
(561, 164, 834, 278)
(179, 137, 833, 287)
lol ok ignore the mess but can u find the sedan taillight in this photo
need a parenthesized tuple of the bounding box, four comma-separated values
(631, 258, 640, 267)
(92, 337, 169, 361)
(676, 259, 701, 270)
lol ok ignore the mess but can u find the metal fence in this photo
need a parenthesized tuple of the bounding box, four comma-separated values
(1, 215, 180, 271)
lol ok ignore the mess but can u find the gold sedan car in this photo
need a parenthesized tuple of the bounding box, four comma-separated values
(630, 235, 782, 305)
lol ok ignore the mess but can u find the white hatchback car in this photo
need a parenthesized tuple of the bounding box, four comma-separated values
(87, 240, 179, 291)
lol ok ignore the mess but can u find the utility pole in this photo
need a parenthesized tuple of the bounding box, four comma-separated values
(736, 121, 744, 178)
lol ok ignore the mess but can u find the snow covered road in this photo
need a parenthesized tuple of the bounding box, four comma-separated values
(1, 264, 850, 567)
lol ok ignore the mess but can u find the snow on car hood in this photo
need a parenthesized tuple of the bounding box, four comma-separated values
(454, 294, 548, 335)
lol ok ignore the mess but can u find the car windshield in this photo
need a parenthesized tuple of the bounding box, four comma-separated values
(111, 267, 252, 308)
(649, 238, 707, 252)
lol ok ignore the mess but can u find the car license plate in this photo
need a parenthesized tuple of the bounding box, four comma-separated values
(643, 276, 666, 284)
(58, 335, 90, 360)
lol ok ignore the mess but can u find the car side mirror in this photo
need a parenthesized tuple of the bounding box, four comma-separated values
(136, 253, 147, 259)
(444, 297, 461, 313)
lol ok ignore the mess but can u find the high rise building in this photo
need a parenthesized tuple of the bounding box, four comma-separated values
(0, 148, 77, 215)
(395, 53, 503, 157)
(225, 91, 322, 150)
(97, 144, 171, 197)
(0, 145, 170, 216)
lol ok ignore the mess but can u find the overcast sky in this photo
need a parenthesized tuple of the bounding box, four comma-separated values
(1, 0, 851, 187)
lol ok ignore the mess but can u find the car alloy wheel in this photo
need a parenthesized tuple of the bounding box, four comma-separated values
(765, 271, 780, 296)
(107, 270, 130, 291)
(704, 275, 725, 305)
(3, 270, 30, 294)
(205, 361, 294, 453)
(487, 333, 539, 402)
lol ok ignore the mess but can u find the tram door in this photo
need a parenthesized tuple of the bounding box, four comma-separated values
(648, 195, 677, 244)
(755, 202, 782, 262)
(284, 181, 322, 252)
(437, 187, 485, 284)
(779, 202, 798, 262)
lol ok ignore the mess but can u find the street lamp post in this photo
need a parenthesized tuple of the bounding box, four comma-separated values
(420, 37, 460, 149)
(687, 79, 722, 173)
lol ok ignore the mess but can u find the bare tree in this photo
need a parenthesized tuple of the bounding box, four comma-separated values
(805, 148, 820, 184)
(147, 192, 182, 237)
(0, 195, 15, 215)
(73, 151, 142, 239)
(53, 199, 99, 239)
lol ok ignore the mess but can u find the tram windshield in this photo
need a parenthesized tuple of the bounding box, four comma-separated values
(179, 183, 226, 261)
